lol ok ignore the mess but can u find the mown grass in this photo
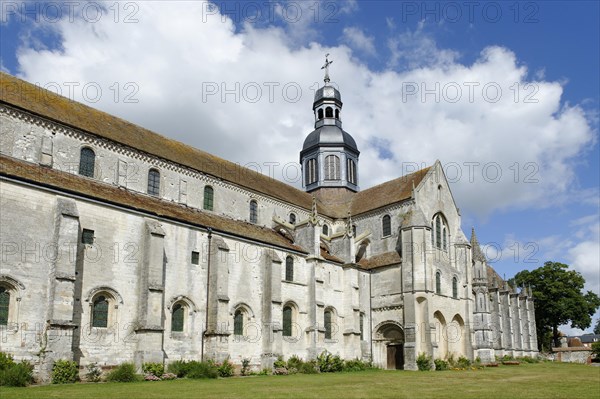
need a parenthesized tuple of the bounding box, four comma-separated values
(2, 362, 599, 399)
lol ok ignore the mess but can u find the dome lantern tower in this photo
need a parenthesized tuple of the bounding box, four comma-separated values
(300, 54, 360, 194)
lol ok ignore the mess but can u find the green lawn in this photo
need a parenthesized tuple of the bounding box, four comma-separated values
(3, 363, 599, 399)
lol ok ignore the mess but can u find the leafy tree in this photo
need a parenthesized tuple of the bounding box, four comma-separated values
(594, 319, 600, 335)
(514, 261, 600, 351)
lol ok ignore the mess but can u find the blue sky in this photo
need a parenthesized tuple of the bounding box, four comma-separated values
(1, 1, 599, 333)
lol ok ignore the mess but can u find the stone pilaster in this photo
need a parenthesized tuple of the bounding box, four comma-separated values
(261, 248, 282, 369)
(134, 219, 166, 369)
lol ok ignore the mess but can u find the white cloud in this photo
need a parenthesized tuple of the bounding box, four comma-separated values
(342, 27, 376, 56)
(11, 2, 596, 222)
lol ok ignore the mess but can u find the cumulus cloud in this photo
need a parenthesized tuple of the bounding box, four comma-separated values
(342, 27, 376, 56)
(9, 1, 596, 223)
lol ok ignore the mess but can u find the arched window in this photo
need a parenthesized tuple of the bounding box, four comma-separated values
(382, 215, 391, 237)
(452, 277, 458, 299)
(285, 256, 294, 281)
(432, 213, 449, 250)
(324, 309, 332, 339)
(435, 272, 441, 295)
(79, 147, 95, 178)
(92, 295, 109, 328)
(234, 309, 244, 336)
(347, 159, 356, 184)
(147, 169, 160, 196)
(289, 213, 296, 225)
(335, 109, 340, 119)
(283, 306, 293, 337)
(318, 109, 324, 120)
(325, 107, 333, 118)
(249, 200, 258, 224)
(203, 186, 214, 211)
(0, 287, 9, 326)
(322, 224, 329, 236)
(359, 313, 364, 341)
(324, 155, 340, 180)
(171, 303, 184, 332)
(352, 225, 357, 237)
(306, 158, 318, 185)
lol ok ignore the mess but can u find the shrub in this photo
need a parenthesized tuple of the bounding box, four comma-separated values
(317, 352, 344, 373)
(106, 363, 139, 382)
(241, 358, 251, 376)
(434, 359, 448, 371)
(0, 354, 34, 387)
(187, 361, 218, 379)
(300, 360, 319, 374)
(142, 362, 164, 378)
(343, 358, 372, 372)
(167, 360, 189, 378)
(85, 362, 102, 382)
(457, 356, 471, 369)
(416, 353, 432, 371)
(273, 356, 287, 369)
(216, 358, 235, 377)
(52, 359, 79, 384)
(591, 342, 600, 358)
(287, 355, 304, 371)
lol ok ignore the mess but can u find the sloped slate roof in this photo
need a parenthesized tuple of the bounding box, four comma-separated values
(357, 251, 402, 270)
(0, 155, 307, 254)
(0, 72, 431, 219)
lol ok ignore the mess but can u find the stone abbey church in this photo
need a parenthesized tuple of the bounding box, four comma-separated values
(0, 69, 537, 380)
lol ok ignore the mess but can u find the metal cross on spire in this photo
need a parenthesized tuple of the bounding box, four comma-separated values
(321, 53, 333, 84)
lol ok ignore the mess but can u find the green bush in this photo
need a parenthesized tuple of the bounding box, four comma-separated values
(142, 362, 164, 378)
(300, 360, 319, 374)
(457, 356, 471, 369)
(52, 359, 79, 384)
(167, 360, 189, 378)
(187, 361, 218, 379)
(106, 363, 139, 382)
(416, 353, 432, 371)
(216, 358, 235, 377)
(85, 362, 102, 382)
(317, 352, 344, 373)
(434, 359, 449, 371)
(241, 358, 251, 376)
(343, 358, 373, 372)
(287, 355, 304, 371)
(0, 353, 34, 387)
(591, 342, 600, 358)
(273, 356, 287, 369)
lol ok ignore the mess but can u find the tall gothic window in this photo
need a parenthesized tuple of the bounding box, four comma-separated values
(432, 213, 449, 251)
(79, 147, 95, 178)
(435, 272, 441, 295)
(324, 155, 340, 180)
(324, 309, 332, 339)
(382, 215, 391, 237)
(347, 159, 356, 184)
(171, 303, 184, 332)
(203, 186, 214, 211)
(285, 256, 294, 281)
(452, 277, 458, 299)
(234, 309, 243, 336)
(306, 158, 318, 185)
(0, 287, 9, 325)
(322, 224, 329, 236)
(283, 306, 292, 337)
(92, 295, 109, 328)
(249, 200, 258, 224)
(147, 169, 160, 196)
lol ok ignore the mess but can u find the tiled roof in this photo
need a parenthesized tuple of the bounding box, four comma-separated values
(358, 251, 401, 270)
(0, 155, 307, 254)
(0, 72, 431, 219)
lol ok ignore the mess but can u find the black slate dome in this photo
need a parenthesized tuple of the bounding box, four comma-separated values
(302, 125, 358, 153)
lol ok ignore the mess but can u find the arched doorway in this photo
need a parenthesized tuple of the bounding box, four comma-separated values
(374, 322, 405, 370)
